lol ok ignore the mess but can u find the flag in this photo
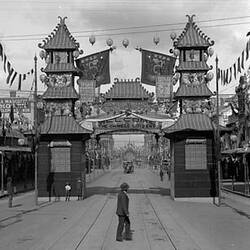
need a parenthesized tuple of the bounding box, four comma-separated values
(6, 62, 14, 84)
(18, 74, 22, 91)
(241, 51, 245, 69)
(237, 57, 241, 73)
(229, 67, 232, 83)
(233, 63, 237, 79)
(3, 54, 7, 73)
(246, 40, 249, 60)
(141, 49, 176, 85)
(9, 104, 14, 124)
(10, 71, 17, 86)
(76, 49, 111, 87)
(0, 43, 3, 60)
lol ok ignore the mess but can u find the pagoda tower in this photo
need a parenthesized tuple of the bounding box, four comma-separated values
(163, 15, 218, 201)
(37, 17, 91, 199)
(172, 14, 214, 115)
(38, 16, 82, 117)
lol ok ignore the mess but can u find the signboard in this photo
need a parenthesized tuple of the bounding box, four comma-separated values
(0, 98, 31, 113)
(78, 79, 95, 103)
(156, 75, 172, 100)
(97, 117, 161, 130)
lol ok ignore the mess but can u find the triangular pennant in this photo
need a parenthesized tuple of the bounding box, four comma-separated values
(217, 68, 221, 80)
(220, 70, 223, 85)
(23, 74, 26, 81)
(225, 69, 228, 84)
(0, 43, 3, 60)
(241, 51, 245, 69)
(238, 57, 241, 73)
(246, 40, 249, 60)
(18, 74, 22, 91)
(30, 69, 34, 74)
(3, 54, 7, 73)
(10, 71, 17, 86)
(6, 62, 14, 84)
(229, 67, 232, 83)
(233, 63, 237, 79)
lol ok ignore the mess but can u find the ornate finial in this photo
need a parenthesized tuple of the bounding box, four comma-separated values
(186, 14, 196, 23)
(58, 16, 67, 25)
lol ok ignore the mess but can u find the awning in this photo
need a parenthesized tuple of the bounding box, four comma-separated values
(0, 146, 31, 152)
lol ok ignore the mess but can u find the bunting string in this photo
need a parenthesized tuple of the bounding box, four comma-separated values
(218, 37, 250, 86)
(0, 42, 34, 90)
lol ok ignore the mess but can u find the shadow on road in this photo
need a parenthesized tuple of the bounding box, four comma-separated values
(86, 187, 170, 198)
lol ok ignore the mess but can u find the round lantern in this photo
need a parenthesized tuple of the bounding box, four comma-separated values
(39, 50, 45, 59)
(106, 38, 113, 47)
(173, 49, 180, 57)
(39, 74, 47, 82)
(45, 55, 50, 64)
(73, 50, 80, 58)
(89, 35, 96, 46)
(208, 47, 214, 57)
(18, 139, 25, 146)
(153, 36, 160, 45)
(204, 53, 208, 61)
(122, 38, 129, 48)
(206, 72, 214, 81)
(170, 32, 177, 40)
(230, 134, 237, 142)
(175, 72, 180, 80)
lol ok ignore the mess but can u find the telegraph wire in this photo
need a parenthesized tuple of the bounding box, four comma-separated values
(1, 17, 250, 41)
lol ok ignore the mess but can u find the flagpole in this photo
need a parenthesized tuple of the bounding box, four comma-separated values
(215, 55, 221, 206)
(34, 55, 38, 206)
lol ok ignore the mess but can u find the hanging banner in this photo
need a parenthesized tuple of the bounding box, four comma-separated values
(0, 98, 31, 113)
(141, 49, 176, 86)
(76, 49, 110, 87)
(156, 75, 172, 100)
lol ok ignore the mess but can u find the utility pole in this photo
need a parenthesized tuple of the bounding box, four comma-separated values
(34, 55, 38, 206)
(215, 56, 221, 206)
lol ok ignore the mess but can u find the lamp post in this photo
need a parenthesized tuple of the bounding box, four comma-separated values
(34, 55, 38, 206)
(215, 56, 221, 206)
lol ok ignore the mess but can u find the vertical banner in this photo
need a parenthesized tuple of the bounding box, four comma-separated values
(156, 75, 172, 100)
(77, 78, 95, 103)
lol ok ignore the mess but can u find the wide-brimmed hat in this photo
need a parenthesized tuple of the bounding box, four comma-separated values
(120, 182, 129, 190)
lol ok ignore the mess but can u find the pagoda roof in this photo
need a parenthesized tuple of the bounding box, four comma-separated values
(163, 113, 214, 134)
(175, 15, 214, 48)
(175, 83, 213, 98)
(176, 61, 210, 71)
(38, 16, 80, 50)
(42, 85, 79, 99)
(104, 79, 151, 99)
(43, 63, 79, 73)
(40, 115, 91, 135)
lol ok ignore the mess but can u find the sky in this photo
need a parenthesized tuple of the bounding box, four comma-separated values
(0, 0, 250, 99)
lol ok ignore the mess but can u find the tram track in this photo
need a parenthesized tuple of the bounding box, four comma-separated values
(137, 178, 178, 250)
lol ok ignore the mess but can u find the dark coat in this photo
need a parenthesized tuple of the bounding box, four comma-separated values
(116, 191, 129, 216)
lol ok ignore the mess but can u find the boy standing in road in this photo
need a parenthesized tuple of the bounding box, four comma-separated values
(116, 182, 132, 241)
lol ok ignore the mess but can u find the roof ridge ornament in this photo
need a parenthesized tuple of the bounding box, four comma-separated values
(58, 16, 67, 25)
(186, 14, 196, 24)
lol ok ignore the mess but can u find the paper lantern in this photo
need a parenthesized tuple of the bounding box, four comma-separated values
(89, 35, 96, 45)
(173, 49, 180, 57)
(204, 53, 208, 61)
(170, 32, 177, 40)
(230, 134, 237, 142)
(39, 74, 47, 82)
(39, 50, 45, 59)
(73, 50, 80, 58)
(122, 39, 129, 48)
(153, 36, 160, 45)
(206, 71, 214, 81)
(208, 47, 214, 57)
(106, 38, 113, 47)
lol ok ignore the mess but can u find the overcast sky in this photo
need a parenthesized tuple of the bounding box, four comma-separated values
(0, 0, 250, 97)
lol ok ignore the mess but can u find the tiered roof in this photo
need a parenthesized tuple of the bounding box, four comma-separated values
(42, 63, 79, 73)
(40, 115, 91, 135)
(175, 15, 214, 48)
(42, 85, 79, 100)
(175, 84, 213, 98)
(38, 16, 80, 50)
(104, 79, 151, 100)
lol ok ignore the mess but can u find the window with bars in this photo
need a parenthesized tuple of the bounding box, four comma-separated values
(185, 139, 207, 170)
(49, 141, 71, 172)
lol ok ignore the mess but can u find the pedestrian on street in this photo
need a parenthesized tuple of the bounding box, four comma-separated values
(160, 168, 164, 182)
(116, 182, 132, 242)
(65, 182, 71, 202)
(76, 178, 82, 200)
(7, 177, 13, 208)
